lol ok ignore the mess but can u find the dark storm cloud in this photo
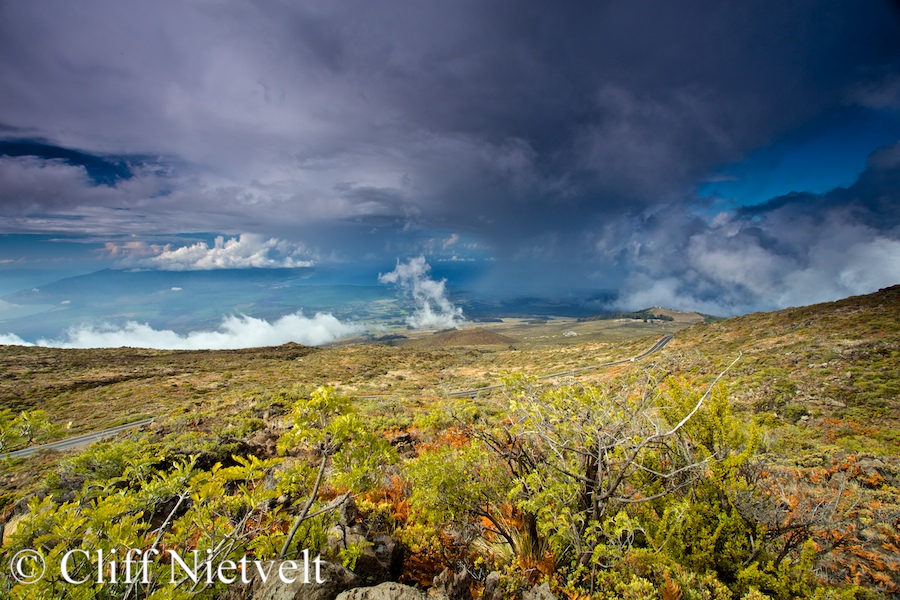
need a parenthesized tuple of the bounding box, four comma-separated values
(608, 143, 900, 315)
(0, 141, 133, 184)
(1, 1, 899, 309)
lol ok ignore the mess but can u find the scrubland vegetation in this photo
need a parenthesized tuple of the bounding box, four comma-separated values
(1, 286, 899, 599)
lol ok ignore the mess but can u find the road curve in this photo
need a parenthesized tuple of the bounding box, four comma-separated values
(446, 334, 673, 397)
(356, 334, 673, 400)
(1, 417, 155, 460)
(4, 335, 674, 459)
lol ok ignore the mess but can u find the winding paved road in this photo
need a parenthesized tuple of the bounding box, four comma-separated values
(4, 334, 673, 459)
(446, 334, 673, 397)
(1, 417, 155, 460)
(357, 333, 674, 400)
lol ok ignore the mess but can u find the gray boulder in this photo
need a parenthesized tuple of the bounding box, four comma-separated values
(429, 568, 472, 600)
(335, 582, 427, 600)
(523, 582, 557, 600)
(481, 572, 502, 600)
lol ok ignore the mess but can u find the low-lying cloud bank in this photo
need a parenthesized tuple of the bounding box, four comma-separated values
(379, 256, 466, 329)
(1, 257, 469, 349)
(0, 333, 30, 346)
(113, 234, 315, 271)
(0, 312, 362, 349)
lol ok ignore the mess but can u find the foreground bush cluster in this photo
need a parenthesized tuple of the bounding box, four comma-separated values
(3, 354, 898, 599)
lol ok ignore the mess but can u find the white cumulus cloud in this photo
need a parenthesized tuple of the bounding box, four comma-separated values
(611, 206, 900, 316)
(115, 234, 315, 271)
(378, 256, 466, 329)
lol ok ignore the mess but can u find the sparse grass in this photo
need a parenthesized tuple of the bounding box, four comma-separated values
(2, 287, 900, 596)
(0, 323, 681, 503)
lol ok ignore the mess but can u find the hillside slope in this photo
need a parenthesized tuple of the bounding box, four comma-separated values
(2, 286, 899, 597)
(668, 285, 900, 592)
(402, 327, 519, 348)
(672, 284, 900, 430)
